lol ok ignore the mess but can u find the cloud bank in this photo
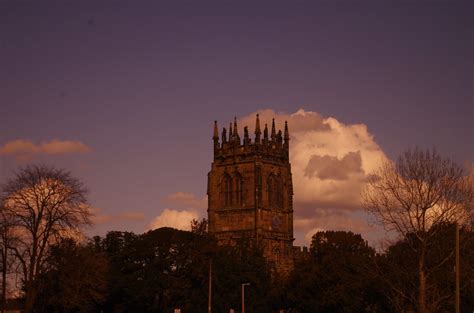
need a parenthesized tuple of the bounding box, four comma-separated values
(148, 192, 207, 231)
(148, 108, 388, 245)
(148, 209, 200, 231)
(164, 192, 207, 210)
(0, 139, 91, 162)
(91, 207, 145, 225)
(239, 109, 388, 245)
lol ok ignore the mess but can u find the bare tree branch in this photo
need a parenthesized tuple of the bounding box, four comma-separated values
(0, 164, 92, 313)
(362, 148, 473, 313)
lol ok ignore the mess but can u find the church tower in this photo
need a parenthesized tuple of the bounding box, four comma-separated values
(207, 115, 294, 274)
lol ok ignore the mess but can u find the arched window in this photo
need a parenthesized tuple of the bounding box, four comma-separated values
(273, 246, 280, 264)
(227, 175, 233, 206)
(267, 174, 284, 209)
(267, 174, 275, 208)
(222, 172, 244, 207)
(276, 176, 283, 209)
(222, 174, 232, 207)
(234, 173, 243, 206)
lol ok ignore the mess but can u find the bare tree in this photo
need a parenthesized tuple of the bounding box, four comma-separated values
(0, 209, 18, 313)
(0, 165, 92, 313)
(363, 148, 473, 313)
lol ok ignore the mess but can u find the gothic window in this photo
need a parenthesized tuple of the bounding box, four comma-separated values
(222, 174, 232, 207)
(267, 174, 284, 209)
(234, 173, 243, 206)
(256, 165, 262, 206)
(222, 172, 243, 207)
(267, 174, 274, 207)
(273, 246, 280, 264)
(276, 176, 283, 209)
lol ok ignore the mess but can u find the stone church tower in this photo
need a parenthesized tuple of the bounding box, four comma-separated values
(207, 115, 294, 274)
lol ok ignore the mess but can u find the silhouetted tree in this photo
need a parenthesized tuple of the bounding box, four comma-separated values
(211, 239, 272, 313)
(95, 227, 272, 313)
(97, 228, 207, 312)
(190, 218, 208, 236)
(363, 148, 473, 313)
(378, 223, 474, 312)
(0, 165, 91, 312)
(459, 225, 474, 312)
(0, 209, 18, 313)
(96, 231, 140, 312)
(286, 231, 385, 313)
(34, 239, 108, 312)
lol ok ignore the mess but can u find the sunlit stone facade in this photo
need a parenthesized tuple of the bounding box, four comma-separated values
(207, 115, 294, 274)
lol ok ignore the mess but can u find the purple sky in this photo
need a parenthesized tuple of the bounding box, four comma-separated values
(1, 1, 473, 244)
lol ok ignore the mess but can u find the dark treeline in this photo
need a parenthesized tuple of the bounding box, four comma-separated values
(30, 220, 474, 313)
(1, 150, 472, 312)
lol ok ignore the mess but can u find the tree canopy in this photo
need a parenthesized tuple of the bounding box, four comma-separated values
(363, 148, 473, 313)
(0, 165, 91, 312)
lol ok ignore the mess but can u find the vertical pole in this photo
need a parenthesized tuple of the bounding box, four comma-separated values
(241, 283, 250, 313)
(254, 163, 258, 245)
(241, 284, 245, 313)
(455, 222, 460, 313)
(208, 259, 212, 313)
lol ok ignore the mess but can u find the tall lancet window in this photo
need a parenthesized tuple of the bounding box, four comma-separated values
(267, 174, 283, 209)
(234, 173, 243, 206)
(276, 175, 284, 209)
(267, 174, 275, 208)
(222, 174, 232, 207)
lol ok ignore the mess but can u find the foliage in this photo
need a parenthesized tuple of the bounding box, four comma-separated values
(34, 239, 108, 313)
(0, 165, 91, 312)
(286, 231, 387, 313)
(363, 148, 473, 313)
(190, 218, 208, 236)
(378, 224, 474, 312)
(0, 208, 18, 312)
(93, 226, 273, 313)
(3, 223, 469, 313)
(211, 239, 272, 313)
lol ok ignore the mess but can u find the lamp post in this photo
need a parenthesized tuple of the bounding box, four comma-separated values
(241, 283, 250, 313)
(455, 222, 460, 313)
(208, 259, 212, 313)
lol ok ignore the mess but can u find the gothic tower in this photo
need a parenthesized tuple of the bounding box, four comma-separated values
(207, 115, 294, 274)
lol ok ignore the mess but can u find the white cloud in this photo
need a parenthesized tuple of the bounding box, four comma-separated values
(0, 139, 91, 162)
(294, 211, 386, 248)
(239, 108, 389, 245)
(117, 212, 146, 221)
(304, 227, 325, 244)
(147, 109, 389, 244)
(148, 208, 199, 231)
(40, 139, 91, 154)
(90, 207, 145, 225)
(164, 192, 207, 210)
(147, 192, 207, 231)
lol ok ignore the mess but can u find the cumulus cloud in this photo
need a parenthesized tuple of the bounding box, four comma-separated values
(164, 192, 207, 210)
(239, 108, 389, 245)
(0, 139, 91, 162)
(90, 207, 145, 225)
(146, 109, 388, 244)
(294, 210, 386, 247)
(304, 151, 364, 180)
(147, 192, 206, 231)
(148, 208, 199, 231)
(117, 212, 146, 221)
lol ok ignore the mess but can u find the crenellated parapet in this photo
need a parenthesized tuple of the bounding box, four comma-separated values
(212, 115, 290, 162)
(208, 114, 295, 277)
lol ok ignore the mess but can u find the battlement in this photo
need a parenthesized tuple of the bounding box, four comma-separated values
(293, 245, 311, 262)
(212, 115, 289, 162)
(208, 114, 294, 276)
